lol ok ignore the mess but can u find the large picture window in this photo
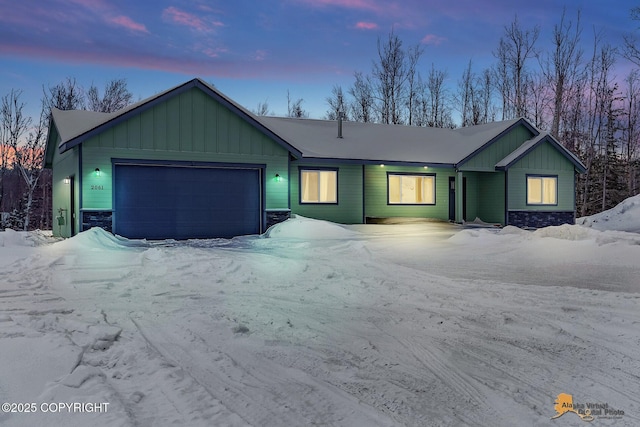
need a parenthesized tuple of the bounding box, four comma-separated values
(300, 169, 338, 203)
(527, 175, 557, 205)
(388, 174, 435, 204)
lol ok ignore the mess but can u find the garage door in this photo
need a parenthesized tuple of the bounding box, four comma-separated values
(114, 164, 261, 239)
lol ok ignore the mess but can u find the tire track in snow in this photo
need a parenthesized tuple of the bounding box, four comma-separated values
(131, 317, 396, 427)
(129, 317, 250, 426)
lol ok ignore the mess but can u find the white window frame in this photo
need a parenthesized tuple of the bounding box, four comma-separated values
(388, 173, 436, 205)
(300, 169, 338, 204)
(527, 175, 558, 205)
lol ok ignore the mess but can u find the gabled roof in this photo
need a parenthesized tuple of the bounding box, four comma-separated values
(255, 116, 524, 166)
(495, 133, 587, 173)
(45, 77, 586, 173)
(46, 78, 302, 158)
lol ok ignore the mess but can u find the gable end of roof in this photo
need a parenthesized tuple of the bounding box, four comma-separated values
(56, 78, 302, 158)
(455, 118, 539, 169)
(495, 133, 587, 173)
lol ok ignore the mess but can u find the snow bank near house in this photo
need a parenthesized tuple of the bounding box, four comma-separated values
(577, 193, 640, 233)
(0, 229, 36, 247)
(264, 215, 359, 239)
(449, 222, 640, 247)
(52, 227, 144, 251)
(447, 225, 528, 245)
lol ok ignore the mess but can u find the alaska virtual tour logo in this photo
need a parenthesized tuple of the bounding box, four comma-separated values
(551, 393, 625, 422)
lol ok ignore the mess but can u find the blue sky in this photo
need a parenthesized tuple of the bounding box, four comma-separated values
(1, 0, 638, 120)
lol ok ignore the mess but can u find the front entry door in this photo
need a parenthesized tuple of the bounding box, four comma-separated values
(448, 177, 455, 221)
(462, 177, 467, 222)
(69, 176, 76, 236)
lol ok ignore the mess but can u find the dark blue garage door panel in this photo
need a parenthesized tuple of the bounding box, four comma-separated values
(115, 165, 261, 239)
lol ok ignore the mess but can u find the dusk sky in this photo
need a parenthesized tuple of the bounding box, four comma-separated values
(1, 0, 638, 121)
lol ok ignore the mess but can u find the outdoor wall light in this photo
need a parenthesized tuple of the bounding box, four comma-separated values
(424, 166, 429, 169)
(379, 164, 385, 167)
(94, 168, 101, 177)
(275, 173, 282, 182)
(63, 177, 70, 184)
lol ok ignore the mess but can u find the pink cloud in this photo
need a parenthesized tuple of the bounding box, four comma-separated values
(67, 0, 110, 11)
(202, 47, 228, 58)
(0, 40, 332, 80)
(108, 15, 148, 33)
(162, 6, 223, 32)
(421, 34, 446, 45)
(355, 21, 378, 30)
(297, 0, 382, 13)
(163, 7, 204, 30)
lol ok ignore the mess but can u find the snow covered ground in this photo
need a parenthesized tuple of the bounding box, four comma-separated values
(1, 206, 639, 426)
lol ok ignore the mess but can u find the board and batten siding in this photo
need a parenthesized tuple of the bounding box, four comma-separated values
(289, 162, 363, 224)
(458, 125, 535, 172)
(79, 87, 290, 211)
(507, 140, 575, 211)
(364, 165, 455, 221)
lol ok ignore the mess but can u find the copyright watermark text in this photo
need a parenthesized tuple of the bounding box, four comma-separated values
(2, 402, 109, 414)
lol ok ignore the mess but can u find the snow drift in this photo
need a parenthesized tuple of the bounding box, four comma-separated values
(264, 215, 360, 239)
(577, 193, 640, 233)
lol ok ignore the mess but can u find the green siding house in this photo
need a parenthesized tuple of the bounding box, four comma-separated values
(44, 78, 586, 239)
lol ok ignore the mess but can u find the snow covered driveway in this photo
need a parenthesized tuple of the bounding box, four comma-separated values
(0, 219, 639, 426)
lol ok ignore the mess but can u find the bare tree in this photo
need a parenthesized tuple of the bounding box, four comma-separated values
(493, 15, 540, 119)
(0, 89, 47, 230)
(405, 44, 423, 126)
(349, 72, 374, 123)
(86, 78, 133, 113)
(0, 116, 13, 212)
(543, 9, 583, 138)
(493, 38, 514, 120)
(623, 7, 640, 66)
(525, 71, 551, 129)
(579, 35, 619, 216)
(559, 67, 588, 153)
(325, 85, 348, 120)
(372, 29, 407, 124)
(479, 68, 496, 124)
(286, 90, 308, 118)
(425, 64, 452, 127)
(458, 60, 474, 126)
(15, 100, 47, 230)
(457, 61, 494, 126)
(44, 77, 85, 113)
(622, 70, 640, 195)
(253, 100, 272, 116)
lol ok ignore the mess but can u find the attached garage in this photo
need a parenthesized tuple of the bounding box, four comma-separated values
(114, 163, 263, 239)
(44, 79, 296, 240)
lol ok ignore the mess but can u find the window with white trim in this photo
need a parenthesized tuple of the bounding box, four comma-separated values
(300, 170, 337, 203)
(527, 176, 557, 205)
(388, 174, 435, 204)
